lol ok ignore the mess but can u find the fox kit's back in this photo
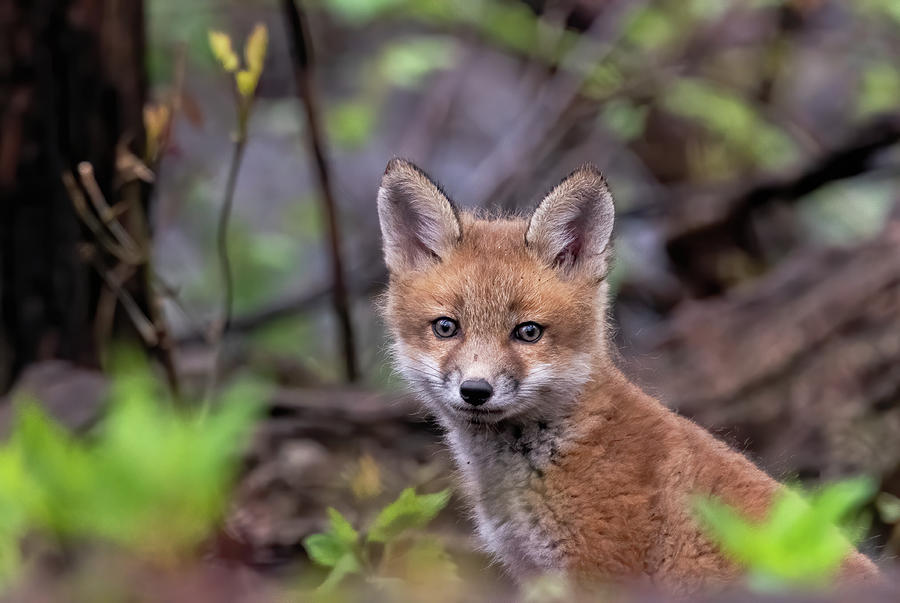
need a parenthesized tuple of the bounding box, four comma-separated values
(376, 158, 878, 593)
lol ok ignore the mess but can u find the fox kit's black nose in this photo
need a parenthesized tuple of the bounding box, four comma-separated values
(460, 379, 493, 406)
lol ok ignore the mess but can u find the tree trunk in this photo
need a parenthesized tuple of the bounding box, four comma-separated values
(0, 0, 148, 392)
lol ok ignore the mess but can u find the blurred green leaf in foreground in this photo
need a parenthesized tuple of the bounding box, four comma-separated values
(0, 353, 264, 590)
(695, 477, 876, 592)
(303, 487, 452, 594)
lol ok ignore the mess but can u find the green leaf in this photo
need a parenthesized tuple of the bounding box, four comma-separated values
(695, 478, 875, 591)
(328, 508, 359, 546)
(303, 533, 348, 568)
(303, 508, 358, 569)
(13, 401, 94, 533)
(317, 551, 362, 593)
(0, 444, 34, 590)
(367, 488, 450, 544)
(0, 352, 262, 577)
(208, 31, 239, 72)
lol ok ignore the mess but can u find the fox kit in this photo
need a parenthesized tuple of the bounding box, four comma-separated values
(376, 159, 878, 593)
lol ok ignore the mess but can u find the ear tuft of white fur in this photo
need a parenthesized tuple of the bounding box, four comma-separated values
(377, 159, 461, 273)
(525, 165, 615, 279)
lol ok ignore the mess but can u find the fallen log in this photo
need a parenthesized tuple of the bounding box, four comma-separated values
(628, 218, 900, 480)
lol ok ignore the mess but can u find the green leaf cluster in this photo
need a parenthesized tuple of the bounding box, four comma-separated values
(0, 355, 263, 589)
(302, 487, 451, 592)
(695, 477, 876, 591)
(663, 79, 797, 169)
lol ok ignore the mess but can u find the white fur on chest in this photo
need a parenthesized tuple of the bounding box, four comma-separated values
(444, 421, 570, 578)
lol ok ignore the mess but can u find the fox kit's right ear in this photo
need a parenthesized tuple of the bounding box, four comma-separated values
(377, 158, 461, 274)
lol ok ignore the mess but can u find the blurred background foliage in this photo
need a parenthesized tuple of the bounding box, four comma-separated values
(146, 0, 900, 372)
(2, 0, 900, 599)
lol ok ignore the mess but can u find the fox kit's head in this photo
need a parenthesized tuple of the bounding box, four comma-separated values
(378, 159, 615, 426)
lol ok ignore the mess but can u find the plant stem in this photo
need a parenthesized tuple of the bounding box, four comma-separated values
(281, 0, 358, 382)
(218, 136, 246, 334)
(206, 133, 247, 403)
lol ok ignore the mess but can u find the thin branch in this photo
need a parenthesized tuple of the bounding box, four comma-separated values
(80, 246, 159, 346)
(281, 0, 358, 382)
(66, 161, 181, 397)
(63, 171, 144, 265)
(79, 162, 144, 258)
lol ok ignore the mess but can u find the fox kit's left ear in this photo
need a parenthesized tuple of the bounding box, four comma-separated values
(377, 158, 462, 274)
(525, 165, 615, 280)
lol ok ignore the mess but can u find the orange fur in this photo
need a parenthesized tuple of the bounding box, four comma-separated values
(377, 159, 879, 593)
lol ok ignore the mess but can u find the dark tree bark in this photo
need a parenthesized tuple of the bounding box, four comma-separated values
(0, 0, 149, 392)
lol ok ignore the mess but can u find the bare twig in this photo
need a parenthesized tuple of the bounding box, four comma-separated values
(281, 0, 358, 382)
(79, 246, 159, 346)
(92, 259, 139, 352)
(63, 171, 144, 265)
(65, 160, 181, 397)
(79, 162, 144, 258)
(124, 182, 181, 400)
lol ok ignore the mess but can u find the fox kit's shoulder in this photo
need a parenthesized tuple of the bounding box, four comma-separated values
(376, 159, 879, 592)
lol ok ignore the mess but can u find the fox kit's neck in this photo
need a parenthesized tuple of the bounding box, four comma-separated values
(441, 369, 624, 575)
(447, 419, 569, 572)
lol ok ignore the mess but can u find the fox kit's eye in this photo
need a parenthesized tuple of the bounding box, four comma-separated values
(432, 317, 459, 338)
(513, 322, 543, 343)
